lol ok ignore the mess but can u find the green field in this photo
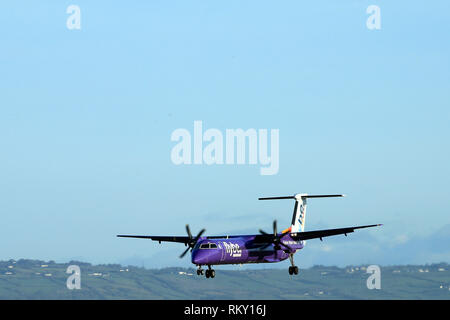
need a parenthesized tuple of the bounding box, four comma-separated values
(0, 260, 448, 299)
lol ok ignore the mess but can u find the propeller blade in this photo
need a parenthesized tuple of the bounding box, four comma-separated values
(180, 225, 207, 258)
(195, 228, 206, 240)
(179, 246, 190, 258)
(258, 220, 293, 252)
(185, 224, 192, 239)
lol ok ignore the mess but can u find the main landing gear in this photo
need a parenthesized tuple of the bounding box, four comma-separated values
(197, 265, 215, 279)
(288, 254, 299, 275)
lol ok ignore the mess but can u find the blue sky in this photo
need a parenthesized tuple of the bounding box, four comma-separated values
(0, 1, 449, 268)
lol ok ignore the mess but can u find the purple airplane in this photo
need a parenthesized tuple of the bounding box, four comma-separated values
(118, 194, 381, 279)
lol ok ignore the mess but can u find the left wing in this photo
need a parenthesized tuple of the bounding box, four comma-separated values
(117, 235, 190, 244)
(290, 224, 382, 241)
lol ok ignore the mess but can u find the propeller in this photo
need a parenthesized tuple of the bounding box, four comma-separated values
(259, 220, 292, 251)
(179, 224, 206, 258)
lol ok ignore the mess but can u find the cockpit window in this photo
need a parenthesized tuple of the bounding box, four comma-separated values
(199, 243, 218, 249)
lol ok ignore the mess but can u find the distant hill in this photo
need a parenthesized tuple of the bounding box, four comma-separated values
(0, 259, 449, 299)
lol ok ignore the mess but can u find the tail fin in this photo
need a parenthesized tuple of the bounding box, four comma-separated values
(291, 194, 307, 232)
(259, 194, 345, 233)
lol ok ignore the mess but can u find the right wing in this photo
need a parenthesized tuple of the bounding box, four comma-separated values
(290, 224, 382, 241)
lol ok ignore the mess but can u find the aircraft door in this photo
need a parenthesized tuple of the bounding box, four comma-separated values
(218, 242, 225, 261)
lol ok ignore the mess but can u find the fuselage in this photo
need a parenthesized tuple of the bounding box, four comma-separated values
(191, 233, 305, 266)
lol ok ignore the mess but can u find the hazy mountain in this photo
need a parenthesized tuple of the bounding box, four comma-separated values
(0, 259, 448, 299)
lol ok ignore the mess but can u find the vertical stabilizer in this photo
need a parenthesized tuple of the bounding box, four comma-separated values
(259, 193, 345, 234)
(290, 194, 307, 233)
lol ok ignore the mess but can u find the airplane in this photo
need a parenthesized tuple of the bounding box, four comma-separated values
(117, 193, 382, 279)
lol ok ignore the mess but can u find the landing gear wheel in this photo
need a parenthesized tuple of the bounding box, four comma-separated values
(288, 266, 299, 275)
(197, 266, 204, 276)
(293, 266, 299, 275)
(205, 270, 210, 278)
(288, 254, 299, 276)
(210, 269, 215, 278)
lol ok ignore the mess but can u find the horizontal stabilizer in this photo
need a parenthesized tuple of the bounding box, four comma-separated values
(259, 194, 345, 200)
(259, 196, 297, 200)
(303, 194, 346, 198)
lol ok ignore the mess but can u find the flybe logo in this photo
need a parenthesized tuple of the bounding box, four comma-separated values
(223, 242, 242, 257)
(298, 204, 305, 225)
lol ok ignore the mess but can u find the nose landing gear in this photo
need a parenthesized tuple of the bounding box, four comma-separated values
(197, 265, 215, 278)
(196, 266, 204, 276)
(204, 265, 215, 279)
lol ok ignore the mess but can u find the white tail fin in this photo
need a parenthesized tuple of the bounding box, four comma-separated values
(259, 193, 345, 233)
(291, 194, 307, 232)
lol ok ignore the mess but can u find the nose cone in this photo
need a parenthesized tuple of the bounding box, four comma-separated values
(192, 249, 209, 265)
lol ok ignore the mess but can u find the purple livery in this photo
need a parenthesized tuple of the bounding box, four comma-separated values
(118, 193, 381, 278)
